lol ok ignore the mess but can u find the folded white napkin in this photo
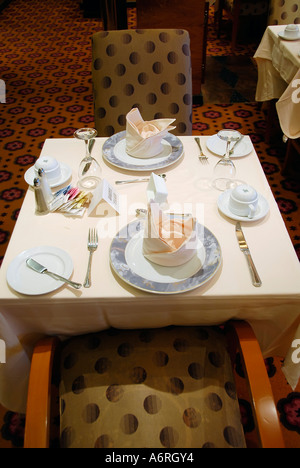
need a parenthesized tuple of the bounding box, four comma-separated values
(147, 172, 168, 205)
(143, 201, 197, 267)
(126, 108, 176, 158)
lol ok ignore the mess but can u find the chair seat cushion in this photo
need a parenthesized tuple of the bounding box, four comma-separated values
(59, 327, 246, 448)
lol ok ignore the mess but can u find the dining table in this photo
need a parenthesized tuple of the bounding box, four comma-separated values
(0, 132, 300, 414)
(254, 24, 300, 139)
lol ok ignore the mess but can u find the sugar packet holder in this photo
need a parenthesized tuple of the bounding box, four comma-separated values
(87, 178, 120, 216)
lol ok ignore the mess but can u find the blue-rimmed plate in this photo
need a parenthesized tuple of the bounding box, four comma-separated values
(102, 131, 183, 171)
(110, 219, 222, 294)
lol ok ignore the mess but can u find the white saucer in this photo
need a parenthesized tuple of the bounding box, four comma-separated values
(278, 31, 300, 41)
(6, 246, 74, 295)
(24, 163, 72, 188)
(217, 189, 269, 222)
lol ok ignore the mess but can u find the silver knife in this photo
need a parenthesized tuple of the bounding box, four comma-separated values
(115, 177, 151, 185)
(26, 258, 82, 289)
(115, 174, 167, 185)
(235, 222, 262, 287)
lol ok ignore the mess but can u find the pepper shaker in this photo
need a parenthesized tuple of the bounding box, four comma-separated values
(37, 168, 53, 204)
(33, 177, 49, 214)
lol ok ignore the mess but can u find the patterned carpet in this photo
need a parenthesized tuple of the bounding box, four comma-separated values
(0, 0, 299, 448)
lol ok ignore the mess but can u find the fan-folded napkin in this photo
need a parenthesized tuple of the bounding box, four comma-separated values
(143, 201, 197, 267)
(126, 108, 176, 158)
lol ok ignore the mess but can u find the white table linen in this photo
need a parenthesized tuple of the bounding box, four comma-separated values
(254, 25, 300, 139)
(0, 135, 300, 413)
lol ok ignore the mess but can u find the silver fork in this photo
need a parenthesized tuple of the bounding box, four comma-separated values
(84, 228, 98, 288)
(194, 137, 209, 164)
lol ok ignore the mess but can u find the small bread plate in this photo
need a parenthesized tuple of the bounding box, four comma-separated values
(206, 134, 253, 158)
(110, 219, 221, 294)
(6, 246, 74, 295)
(102, 131, 183, 171)
(217, 189, 269, 222)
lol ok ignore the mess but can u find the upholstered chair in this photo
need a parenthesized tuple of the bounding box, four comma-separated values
(217, 0, 269, 50)
(24, 322, 284, 448)
(91, 29, 193, 137)
(268, 0, 300, 25)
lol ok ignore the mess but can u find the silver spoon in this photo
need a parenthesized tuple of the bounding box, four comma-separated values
(115, 174, 166, 185)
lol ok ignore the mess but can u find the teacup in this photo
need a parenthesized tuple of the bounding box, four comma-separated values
(229, 184, 258, 219)
(34, 156, 61, 183)
(283, 24, 299, 39)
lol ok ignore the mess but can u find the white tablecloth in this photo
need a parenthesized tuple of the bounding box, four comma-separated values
(254, 25, 300, 139)
(0, 135, 300, 413)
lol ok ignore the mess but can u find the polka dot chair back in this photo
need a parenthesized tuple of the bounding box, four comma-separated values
(59, 327, 246, 448)
(268, 0, 300, 25)
(91, 29, 193, 137)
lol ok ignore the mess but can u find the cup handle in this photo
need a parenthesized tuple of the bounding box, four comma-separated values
(248, 204, 256, 219)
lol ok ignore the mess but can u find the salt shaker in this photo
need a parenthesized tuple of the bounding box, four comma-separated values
(37, 168, 53, 204)
(33, 178, 49, 214)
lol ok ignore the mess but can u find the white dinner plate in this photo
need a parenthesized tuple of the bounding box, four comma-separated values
(206, 134, 253, 158)
(110, 219, 222, 294)
(24, 163, 72, 188)
(217, 189, 269, 222)
(278, 31, 300, 41)
(102, 131, 184, 171)
(6, 246, 74, 295)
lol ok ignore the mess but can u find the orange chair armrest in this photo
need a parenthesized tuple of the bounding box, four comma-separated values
(227, 320, 285, 448)
(24, 336, 60, 448)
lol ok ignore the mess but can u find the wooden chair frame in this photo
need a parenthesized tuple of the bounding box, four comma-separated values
(217, 0, 242, 51)
(24, 321, 285, 448)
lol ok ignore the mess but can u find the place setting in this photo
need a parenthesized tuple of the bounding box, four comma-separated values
(102, 108, 184, 172)
(6, 227, 100, 296)
(206, 130, 254, 160)
(195, 129, 254, 193)
(6, 245, 77, 296)
(110, 173, 222, 294)
(203, 129, 268, 221)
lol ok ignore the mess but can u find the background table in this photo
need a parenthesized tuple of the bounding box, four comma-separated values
(0, 135, 300, 413)
(254, 25, 300, 139)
